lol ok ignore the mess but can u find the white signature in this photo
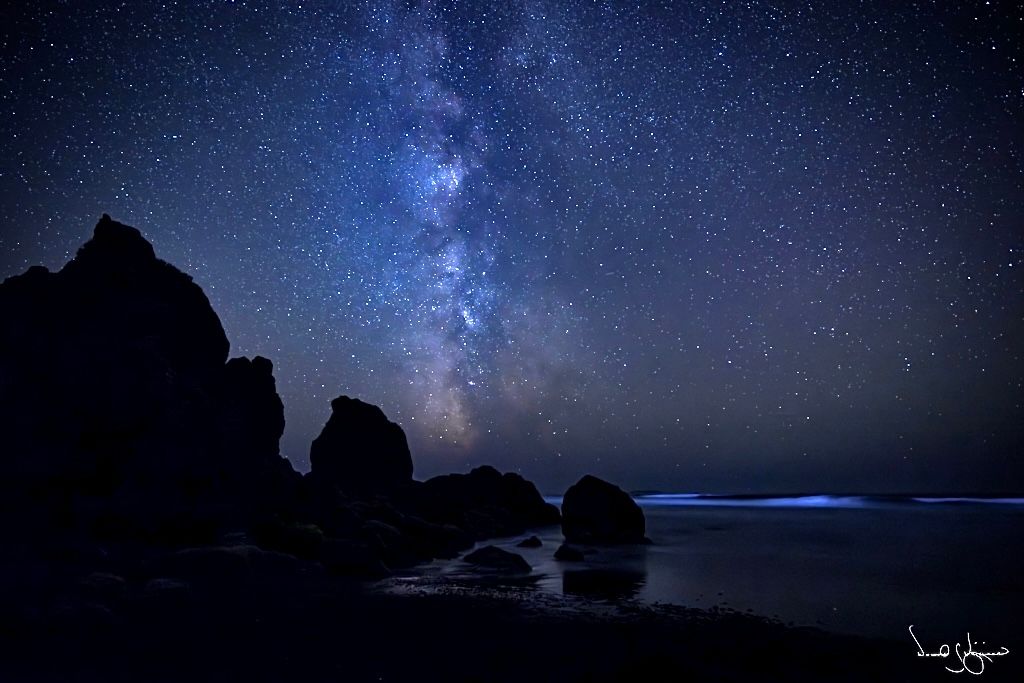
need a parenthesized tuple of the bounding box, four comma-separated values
(909, 625, 1010, 675)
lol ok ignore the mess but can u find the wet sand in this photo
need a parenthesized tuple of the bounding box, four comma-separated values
(0, 563, 974, 683)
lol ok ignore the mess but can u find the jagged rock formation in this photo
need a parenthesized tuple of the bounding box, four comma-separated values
(405, 465, 561, 540)
(0, 214, 561, 578)
(0, 215, 295, 540)
(308, 395, 413, 494)
(561, 475, 647, 545)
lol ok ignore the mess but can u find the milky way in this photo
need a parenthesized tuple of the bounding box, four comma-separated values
(1, 1, 1022, 492)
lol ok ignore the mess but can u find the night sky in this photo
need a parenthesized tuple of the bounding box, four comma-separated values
(1, 1, 1022, 494)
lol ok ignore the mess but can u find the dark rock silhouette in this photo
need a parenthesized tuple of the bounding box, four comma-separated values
(217, 356, 285, 466)
(0, 216, 936, 683)
(309, 395, 413, 494)
(554, 543, 585, 561)
(406, 465, 560, 539)
(463, 545, 531, 573)
(0, 214, 294, 541)
(214, 356, 301, 508)
(517, 535, 542, 548)
(561, 475, 648, 544)
(0, 214, 558, 580)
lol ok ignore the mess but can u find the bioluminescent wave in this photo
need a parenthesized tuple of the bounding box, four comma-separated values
(545, 494, 1024, 509)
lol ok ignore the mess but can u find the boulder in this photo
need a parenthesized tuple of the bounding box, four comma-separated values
(407, 466, 560, 539)
(554, 543, 585, 562)
(462, 545, 531, 573)
(308, 396, 413, 494)
(517, 535, 542, 548)
(561, 475, 647, 544)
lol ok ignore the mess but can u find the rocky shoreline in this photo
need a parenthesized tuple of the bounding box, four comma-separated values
(0, 216, 957, 681)
(0, 216, 637, 580)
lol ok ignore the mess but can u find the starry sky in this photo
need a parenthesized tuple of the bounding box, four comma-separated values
(1, 1, 1022, 494)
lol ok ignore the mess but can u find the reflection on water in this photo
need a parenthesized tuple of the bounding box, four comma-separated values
(393, 534, 650, 604)
(388, 500, 1024, 641)
(431, 564, 545, 591)
(562, 568, 646, 600)
(560, 543, 648, 600)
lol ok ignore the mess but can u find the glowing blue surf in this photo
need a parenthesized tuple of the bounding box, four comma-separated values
(543, 494, 1024, 509)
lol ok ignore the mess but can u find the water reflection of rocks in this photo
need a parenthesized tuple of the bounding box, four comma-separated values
(562, 568, 646, 600)
(561, 545, 648, 601)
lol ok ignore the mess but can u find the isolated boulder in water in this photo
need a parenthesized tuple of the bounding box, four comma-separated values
(463, 545, 531, 573)
(561, 475, 647, 544)
(409, 465, 560, 538)
(308, 396, 413, 493)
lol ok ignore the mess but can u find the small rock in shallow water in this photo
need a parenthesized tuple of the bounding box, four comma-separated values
(554, 543, 585, 562)
(462, 545, 531, 573)
(516, 535, 542, 548)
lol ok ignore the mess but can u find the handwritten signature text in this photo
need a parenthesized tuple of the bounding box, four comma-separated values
(909, 625, 1009, 675)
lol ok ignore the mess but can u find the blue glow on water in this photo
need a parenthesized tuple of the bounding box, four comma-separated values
(911, 497, 1024, 505)
(635, 494, 870, 508)
(544, 494, 1024, 509)
(422, 492, 1024, 640)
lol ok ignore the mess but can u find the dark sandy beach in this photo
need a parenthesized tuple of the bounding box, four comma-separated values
(1, 540, 985, 683)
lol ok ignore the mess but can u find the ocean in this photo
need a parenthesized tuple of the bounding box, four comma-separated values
(393, 494, 1024, 644)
